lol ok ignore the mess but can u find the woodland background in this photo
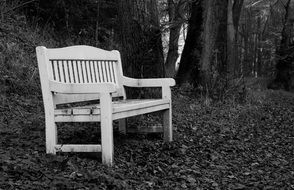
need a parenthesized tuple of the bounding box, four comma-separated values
(1, 0, 294, 96)
(0, 0, 294, 189)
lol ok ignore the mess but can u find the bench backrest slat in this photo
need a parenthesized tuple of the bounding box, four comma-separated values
(37, 45, 126, 105)
(49, 59, 118, 84)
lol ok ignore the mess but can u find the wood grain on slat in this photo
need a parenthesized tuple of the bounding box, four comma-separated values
(77, 60, 83, 83)
(111, 61, 117, 83)
(58, 60, 65, 82)
(108, 61, 114, 83)
(105, 61, 110, 82)
(51, 61, 55, 81)
(72, 60, 79, 83)
(100, 61, 107, 82)
(102, 61, 108, 82)
(94, 61, 100, 82)
(98, 61, 104, 82)
(81, 60, 87, 83)
(106, 61, 111, 82)
(68, 60, 74, 83)
(52, 60, 60, 82)
(63, 60, 69, 83)
(85, 60, 91, 83)
(105, 61, 111, 82)
(90, 61, 96, 82)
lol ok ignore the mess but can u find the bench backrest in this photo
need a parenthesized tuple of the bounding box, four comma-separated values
(36, 45, 126, 105)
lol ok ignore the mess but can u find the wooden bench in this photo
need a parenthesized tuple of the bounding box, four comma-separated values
(36, 45, 175, 166)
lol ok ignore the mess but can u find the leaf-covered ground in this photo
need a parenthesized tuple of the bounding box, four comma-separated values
(0, 89, 294, 190)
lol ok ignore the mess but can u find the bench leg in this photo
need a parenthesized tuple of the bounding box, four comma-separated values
(162, 87, 172, 142)
(100, 93, 113, 166)
(118, 118, 127, 134)
(45, 118, 57, 154)
(163, 108, 172, 142)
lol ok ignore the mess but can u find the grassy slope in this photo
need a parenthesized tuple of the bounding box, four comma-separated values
(1, 14, 294, 190)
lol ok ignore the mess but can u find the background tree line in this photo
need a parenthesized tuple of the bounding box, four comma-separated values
(10, 0, 294, 96)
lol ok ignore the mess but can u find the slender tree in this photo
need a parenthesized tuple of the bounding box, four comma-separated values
(165, 0, 186, 77)
(227, 0, 244, 78)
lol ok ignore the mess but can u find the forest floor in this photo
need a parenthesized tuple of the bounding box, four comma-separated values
(0, 86, 294, 190)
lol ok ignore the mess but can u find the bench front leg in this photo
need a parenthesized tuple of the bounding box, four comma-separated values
(46, 116, 57, 154)
(100, 92, 114, 166)
(44, 104, 57, 154)
(162, 86, 173, 142)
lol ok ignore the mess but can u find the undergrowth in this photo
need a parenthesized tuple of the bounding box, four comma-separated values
(0, 5, 57, 97)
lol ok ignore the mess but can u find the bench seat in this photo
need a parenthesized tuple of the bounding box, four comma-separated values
(55, 99, 170, 122)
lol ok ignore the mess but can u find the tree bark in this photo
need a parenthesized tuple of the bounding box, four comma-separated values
(200, 0, 228, 89)
(201, 0, 217, 74)
(227, 0, 236, 78)
(175, 0, 203, 85)
(233, 0, 244, 31)
(215, 0, 228, 75)
(269, 0, 294, 90)
(117, 0, 165, 79)
(227, 0, 244, 78)
(176, 0, 229, 88)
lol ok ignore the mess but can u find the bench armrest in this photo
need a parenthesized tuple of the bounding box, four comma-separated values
(49, 81, 117, 94)
(122, 76, 176, 87)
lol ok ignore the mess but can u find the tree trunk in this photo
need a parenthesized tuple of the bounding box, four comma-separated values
(165, 0, 183, 78)
(269, 0, 294, 90)
(233, 0, 244, 30)
(200, 0, 228, 89)
(215, 0, 228, 75)
(232, 0, 244, 76)
(176, 0, 229, 88)
(227, 0, 236, 78)
(227, 0, 244, 78)
(117, 0, 165, 79)
(201, 0, 217, 75)
(175, 0, 203, 85)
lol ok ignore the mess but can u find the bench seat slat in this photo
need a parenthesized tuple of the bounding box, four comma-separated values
(54, 101, 170, 122)
(55, 99, 169, 115)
